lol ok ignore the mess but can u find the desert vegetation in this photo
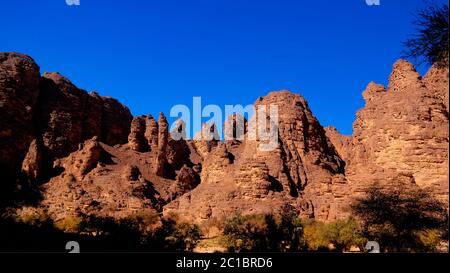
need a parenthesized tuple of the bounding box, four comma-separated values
(198, 185, 448, 253)
(403, 2, 449, 66)
(0, 182, 447, 253)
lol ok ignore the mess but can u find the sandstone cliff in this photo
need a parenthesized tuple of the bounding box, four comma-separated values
(1, 52, 448, 224)
(0, 53, 133, 187)
(165, 91, 349, 222)
(326, 60, 449, 206)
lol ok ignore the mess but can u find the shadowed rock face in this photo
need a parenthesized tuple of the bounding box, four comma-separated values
(35, 72, 132, 170)
(21, 138, 43, 181)
(0, 53, 132, 184)
(1, 52, 448, 223)
(0, 53, 40, 176)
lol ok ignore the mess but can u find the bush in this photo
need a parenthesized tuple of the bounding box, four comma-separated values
(302, 220, 329, 251)
(1, 208, 200, 252)
(222, 205, 304, 252)
(302, 218, 366, 252)
(200, 216, 225, 238)
(153, 216, 203, 251)
(415, 229, 446, 252)
(277, 205, 303, 251)
(165, 221, 203, 251)
(12, 208, 53, 229)
(73, 211, 203, 252)
(123, 209, 161, 234)
(0, 209, 69, 252)
(322, 218, 366, 252)
(222, 213, 270, 252)
(54, 216, 82, 232)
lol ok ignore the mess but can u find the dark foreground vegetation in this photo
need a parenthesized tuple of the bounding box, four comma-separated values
(0, 184, 447, 253)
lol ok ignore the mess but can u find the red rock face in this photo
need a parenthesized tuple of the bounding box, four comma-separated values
(164, 91, 349, 222)
(145, 115, 159, 151)
(128, 116, 150, 152)
(35, 72, 133, 172)
(0, 53, 40, 176)
(100, 95, 133, 146)
(154, 112, 169, 177)
(0, 53, 132, 184)
(41, 137, 167, 219)
(1, 52, 448, 223)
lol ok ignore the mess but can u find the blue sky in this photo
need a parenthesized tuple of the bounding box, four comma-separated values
(1, 0, 445, 135)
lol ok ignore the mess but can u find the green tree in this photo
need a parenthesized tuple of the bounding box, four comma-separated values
(302, 220, 329, 251)
(403, 3, 449, 67)
(302, 218, 366, 252)
(164, 221, 202, 251)
(323, 218, 366, 252)
(222, 205, 304, 252)
(278, 205, 303, 251)
(153, 215, 203, 252)
(222, 212, 270, 252)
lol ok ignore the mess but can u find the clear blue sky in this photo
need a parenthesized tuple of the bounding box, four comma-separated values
(1, 0, 445, 135)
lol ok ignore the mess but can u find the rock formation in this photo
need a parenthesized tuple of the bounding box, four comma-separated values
(40, 140, 167, 219)
(168, 165, 201, 200)
(128, 116, 150, 152)
(327, 60, 449, 205)
(1, 52, 448, 225)
(154, 112, 169, 177)
(54, 137, 104, 180)
(21, 138, 43, 181)
(0, 53, 40, 178)
(0, 53, 132, 185)
(145, 115, 159, 151)
(164, 91, 350, 222)
(35, 72, 132, 168)
(224, 113, 247, 141)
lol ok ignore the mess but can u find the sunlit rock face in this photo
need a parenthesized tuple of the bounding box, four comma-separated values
(1, 52, 448, 223)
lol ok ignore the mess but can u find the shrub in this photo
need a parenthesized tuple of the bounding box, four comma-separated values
(123, 209, 161, 234)
(222, 205, 304, 252)
(201, 216, 225, 238)
(154, 216, 203, 251)
(221, 212, 269, 252)
(54, 216, 82, 232)
(76, 211, 202, 251)
(302, 218, 366, 252)
(277, 205, 303, 251)
(13, 208, 53, 229)
(166, 222, 202, 251)
(302, 220, 329, 251)
(415, 229, 446, 252)
(322, 218, 366, 252)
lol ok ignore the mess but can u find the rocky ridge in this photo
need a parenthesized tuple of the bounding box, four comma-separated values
(0, 52, 448, 223)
